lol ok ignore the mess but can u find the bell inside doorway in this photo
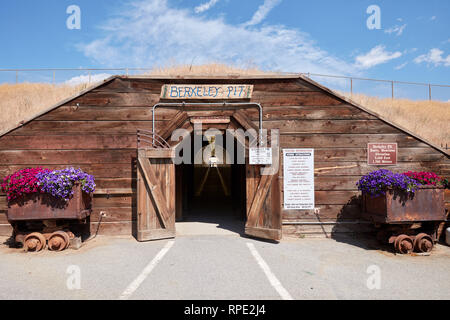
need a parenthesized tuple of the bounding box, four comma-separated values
(176, 131, 247, 235)
(195, 134, 230, 198)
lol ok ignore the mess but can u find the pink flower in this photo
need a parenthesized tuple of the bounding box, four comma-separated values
(403, 171, 443, 186)
(1, 167, 50, 202)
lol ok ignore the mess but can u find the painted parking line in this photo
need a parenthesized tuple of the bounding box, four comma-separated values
(119, 240, 175, 300)
(246, 242, 293, 300)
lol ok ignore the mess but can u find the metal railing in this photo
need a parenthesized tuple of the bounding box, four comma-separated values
(137, 129, 171, 149)
(0, 67, 153, 85)
(0, 67, 449, 101)
(299, 72, 450, 101)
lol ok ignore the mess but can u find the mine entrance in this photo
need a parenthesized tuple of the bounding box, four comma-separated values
(176, 131, 247, 234)
(136, 107, 282, 242)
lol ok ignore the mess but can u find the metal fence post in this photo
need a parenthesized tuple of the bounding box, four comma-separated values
(2, 69, 450, 102)
(350, 78, 353, 98)
(391, 81, 394, 99)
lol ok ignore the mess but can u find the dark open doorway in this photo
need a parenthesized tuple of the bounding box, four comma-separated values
(175, 131, 246, 234)
(136, 109, 281, 242)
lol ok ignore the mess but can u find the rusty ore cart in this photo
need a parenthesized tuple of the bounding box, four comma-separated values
(362, 186, 446, 254)
(7, 185, 92, 252)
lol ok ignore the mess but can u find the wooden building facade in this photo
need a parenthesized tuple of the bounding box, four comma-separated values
(0, 75, 448, 240)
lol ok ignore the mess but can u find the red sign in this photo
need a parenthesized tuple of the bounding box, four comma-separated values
(367, 143, 397, 166)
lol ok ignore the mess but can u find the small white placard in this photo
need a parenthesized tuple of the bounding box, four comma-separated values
(283, 149, 315, 210)
(249, 148, 272, 165)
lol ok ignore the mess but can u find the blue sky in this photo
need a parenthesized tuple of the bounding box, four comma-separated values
(0, 0, 449, 99)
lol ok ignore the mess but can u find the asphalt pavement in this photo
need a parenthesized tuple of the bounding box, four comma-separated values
(0, 233, 449, 300)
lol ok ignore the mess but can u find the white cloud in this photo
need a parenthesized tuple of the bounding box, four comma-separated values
(65, 73, 112, 85)
(78, 0, 356, 76)
(195, 0, 220, 14)
(402, 48, 417, 54)
(394, 62, 408, 70)
(430, 16, 436, 21)
(414, 48, 450, 67)
(243, 0, 282, 27)
(355, 45, 402, 69)
(384, 24, 407, 36)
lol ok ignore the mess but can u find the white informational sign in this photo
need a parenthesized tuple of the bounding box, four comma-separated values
(249, 148, 272, 165)
(283, 149, 315, 210)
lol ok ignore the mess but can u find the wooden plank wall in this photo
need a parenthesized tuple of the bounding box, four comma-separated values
(0, 77, 448, 238)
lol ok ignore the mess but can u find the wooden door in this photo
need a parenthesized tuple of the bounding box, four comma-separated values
(245, 164, 282, 241)
(137, 148, 176, 241)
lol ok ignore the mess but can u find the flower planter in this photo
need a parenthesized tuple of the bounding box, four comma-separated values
(2, 167, 95, 252)
(358, 169, 447, 254)
(6, 184, 92, 222)
(362, 186, 446, 224)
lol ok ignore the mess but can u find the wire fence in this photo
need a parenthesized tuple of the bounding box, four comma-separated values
(0, 67, 449, 102)
(0, 67, 448, 149)
(0, 68, 151, 85)
(300, 72, 450, 102)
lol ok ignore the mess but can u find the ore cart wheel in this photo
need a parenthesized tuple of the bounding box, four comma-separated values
(394, 235, 414, 254)
(414, 233, 433, 253)
(24, 232, 46, 252)
(48, 231, 70, 251)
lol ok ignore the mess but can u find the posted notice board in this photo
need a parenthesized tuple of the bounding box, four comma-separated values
(367, 143, 397, 166)
(283, 149, 315, 210)
(249, 148, 272, 165)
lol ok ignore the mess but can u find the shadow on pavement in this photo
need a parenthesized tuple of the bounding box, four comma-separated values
(330, 195, 394, 253)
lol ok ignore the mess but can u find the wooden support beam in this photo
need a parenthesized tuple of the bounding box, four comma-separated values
(232, 110, 259, 132)
(157, 111, 190, 141)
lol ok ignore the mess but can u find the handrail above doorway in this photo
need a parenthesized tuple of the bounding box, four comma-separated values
(137, 129, 171, 149)
(151, 102, 263, 141)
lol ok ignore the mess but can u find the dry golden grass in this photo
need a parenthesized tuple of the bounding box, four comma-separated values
(0, 64, 276, 135)
(0, 64, 448, 149)
(344, 93, 450, 148)
(0, 82, 88, 134)
(147, 63, 278, 76)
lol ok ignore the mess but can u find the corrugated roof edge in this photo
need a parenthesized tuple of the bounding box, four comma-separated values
(0, 74, 448, 157)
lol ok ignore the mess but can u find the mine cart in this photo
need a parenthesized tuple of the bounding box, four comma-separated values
(6, 185, 92, 252)
(362, 186, 446, 254)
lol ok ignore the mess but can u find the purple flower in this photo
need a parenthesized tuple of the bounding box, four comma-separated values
(357, 169, 420, 197)
(36, 167, 95, 201)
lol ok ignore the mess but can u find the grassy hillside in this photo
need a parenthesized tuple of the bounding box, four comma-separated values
(147, 63, 274, 76)
(0, 65, 448, 148)
(343, 93, 449, 149)
(0, 82, 88, 133)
